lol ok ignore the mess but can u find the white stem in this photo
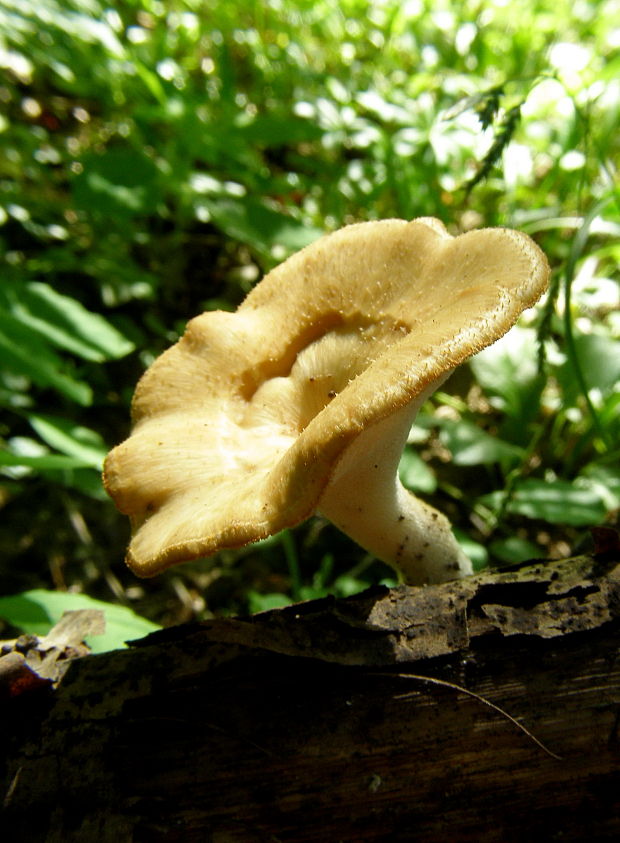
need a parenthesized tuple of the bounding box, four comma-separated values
(318, 387, 473, 585)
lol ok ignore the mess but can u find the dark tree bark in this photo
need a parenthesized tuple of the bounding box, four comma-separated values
(2, 553, 620, 842)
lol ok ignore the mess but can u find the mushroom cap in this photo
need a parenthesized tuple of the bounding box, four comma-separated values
(103, 218, 549, 576)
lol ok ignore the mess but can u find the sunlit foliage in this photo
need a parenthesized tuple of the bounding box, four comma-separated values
(0, 0, 618, 624)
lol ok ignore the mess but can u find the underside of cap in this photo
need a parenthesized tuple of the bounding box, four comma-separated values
(103, 218, 550, 576)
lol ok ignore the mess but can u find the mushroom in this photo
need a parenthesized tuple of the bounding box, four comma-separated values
(103, 218, 549, 585)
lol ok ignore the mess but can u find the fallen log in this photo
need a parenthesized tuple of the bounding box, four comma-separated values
(2, 552, 619, 841)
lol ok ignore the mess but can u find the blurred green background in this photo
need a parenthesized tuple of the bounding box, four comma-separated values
(0, 0, 618, 635)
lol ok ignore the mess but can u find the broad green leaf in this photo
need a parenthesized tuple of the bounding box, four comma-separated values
(1, 280, 135, 362)
(247, 591, 291, 614)
(0, 589, 160, 654)
(0, 311, 92, 404)
(470, 327, 544, 442)
(398, 447, 437, 492)
(490, 536, 542, 564)
(28, 414, 107, 469)
(438, 419, 524, 466)
(72, 150, 162, 218)
(481, 478, 608, 526)
(333, 574, 393, 597)
(62, 11, 125, 58)
(6, 1, 125, 57)
(1, 438, 105, 495)
(453, 530, 489, 570)
(203, 196, 323, 256)
(600, 391, 620, 434)
(48, 466, 108, 500)
(0, 448, 88, 470)
(0, 383, 32, 410)
(239, 113, 324, 147)
(581, 464, 620, 510)
(556, 333, 620, 404)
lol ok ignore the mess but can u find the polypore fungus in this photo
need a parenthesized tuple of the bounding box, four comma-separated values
(103, 218, 549, 584)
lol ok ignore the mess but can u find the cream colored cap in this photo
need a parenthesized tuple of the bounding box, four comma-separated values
(103, 218, 549, 577)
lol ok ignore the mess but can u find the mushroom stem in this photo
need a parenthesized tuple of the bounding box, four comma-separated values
(318, 384, 473, 585)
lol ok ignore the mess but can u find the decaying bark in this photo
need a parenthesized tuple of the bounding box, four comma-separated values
(2, 552, 619, 842)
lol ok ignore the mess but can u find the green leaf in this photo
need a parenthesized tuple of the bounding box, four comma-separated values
(470, 327, 544, 442)
(399, 447, 437, 492)
(581, 463, 620, 510)
(247, 591, 291, 614)
(556, 333, 620, 404)
(490, 536, 542, 564)
(1, 280, 135, 362)
(0, 590, 160, 654)
(47, 466, 108, 500)
(0, 448, 88, 470)
(600, 391, 620, 436)
(28, 414, 107, 469)
(453, 530, 489, 571)
(332, 574, 382, 597)
(239, 113, 324, 147)
(0, 310, 92, 404)
(481, 478, 608, 526)
(438, 419, 524, 466)
(203, 196, 323, 256)
(72, 149, 163, 218)
(0, 438, 105, 496)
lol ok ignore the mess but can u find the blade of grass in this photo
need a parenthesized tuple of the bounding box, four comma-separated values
(563, 195, 616, 452)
